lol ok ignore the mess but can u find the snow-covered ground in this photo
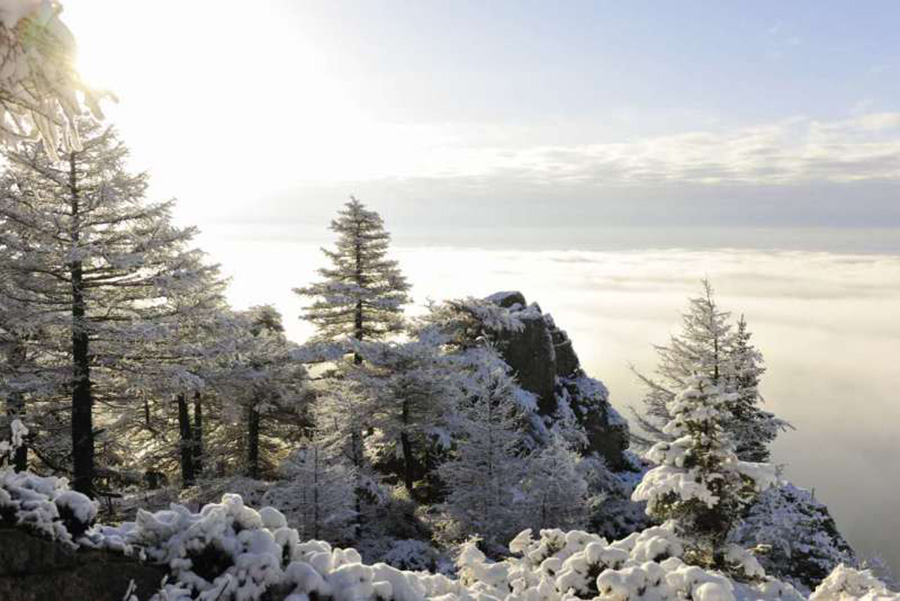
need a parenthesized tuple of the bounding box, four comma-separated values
(2, 469, 897, 601)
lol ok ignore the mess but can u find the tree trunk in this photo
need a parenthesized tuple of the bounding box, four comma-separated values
(69, 152, 94, 498)
(177, 393, 195, 486)
(312, 444, 320, 540)
(400, 399, 415, 496)
(351, 429, 363, 539)
(352, 226, 364, 363)
(192, 391, 203, 477)
(246, 403, 260, 479)
(353, 300, 364, 364)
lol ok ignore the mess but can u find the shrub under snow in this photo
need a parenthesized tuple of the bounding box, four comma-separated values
(0, 468, 97, 542)
(2, 469, 897, 601)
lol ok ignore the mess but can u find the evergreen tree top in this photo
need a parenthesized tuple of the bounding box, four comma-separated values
(295, 196, 410, 343)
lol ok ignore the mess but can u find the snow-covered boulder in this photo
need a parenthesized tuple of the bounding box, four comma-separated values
(483, 291, 630, 469)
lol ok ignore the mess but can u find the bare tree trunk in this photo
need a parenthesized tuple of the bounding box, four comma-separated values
(177, 393, 195, 486)
(192, 391, 203, 477)
(400, 399, 415, 496)
(353, 223, 364, 364)
(69, 152, 94, 498)
(351, 429, 364, 540)
(246, 403, 260, 479)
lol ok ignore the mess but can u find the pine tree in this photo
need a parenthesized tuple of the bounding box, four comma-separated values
(295, 197, 410, 350)
(632, 371, 777, 571)
(726, 315, 784, 462)
(312, 377, 380, 540)
(632, 279, 732, 445)
(632, 280, 786, 461)
(227, 305, 303, 480)
(262, 410, 357, 541)
(522, 432, 590, 531)
(0, 120, 205, 496)
(438, 358, 527, 550)
(347, 329, 456, 500)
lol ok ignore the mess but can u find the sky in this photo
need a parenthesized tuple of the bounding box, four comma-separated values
(64, 0, 900, 245)
(61, 0, 900, 573)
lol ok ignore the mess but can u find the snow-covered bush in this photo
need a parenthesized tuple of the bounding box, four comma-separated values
(0, 468, 97, 542)
(809, 565, 900, 601)
(3, 471, 896, 601)
(379, 539, 441, 572)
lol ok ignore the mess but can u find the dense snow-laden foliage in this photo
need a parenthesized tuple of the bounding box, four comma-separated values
(633, 373, 777, 571)
(808, 565, 900, 601)
(345, 330, 461, 501)
(731, 483, 857, 592)
(4, 470, 896, 601)
(436, 363, 531, 549)
(0, 468, 96, 542)
(631, 280, 786, 461)
(521, 433, 594, 531)
(0, 119, 218, 494)
(295, 196, 411, 344)
(0, 0, 104, 158)
(261, 426, 357, 542)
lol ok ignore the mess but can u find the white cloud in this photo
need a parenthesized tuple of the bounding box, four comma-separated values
(399, 113, 900, 187)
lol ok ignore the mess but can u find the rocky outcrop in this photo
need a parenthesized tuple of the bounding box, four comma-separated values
(0, 527, 167, 601)
(484, 291, 630, 469)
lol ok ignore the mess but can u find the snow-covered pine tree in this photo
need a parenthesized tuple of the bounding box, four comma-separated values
(632, 371, 777, 573)
(632, 279, 733, 446)
(117, 256, 232, 486)
(437, 356, 528, 550)
(726, 315, 784, 462)
(295, 197, 410, 351)
(347, 328, 457, 500)
(262, 412, 357, 542)
(311, 376, 381, 540)
(632, 281, 786, 462)
(0, 288, 30, 472)
(0, 119, 205, 496)
(227, 305, 304, 480)
(522, 432, 591, 531)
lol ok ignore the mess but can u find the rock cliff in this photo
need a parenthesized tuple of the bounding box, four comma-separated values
(485, 291, 630, 469)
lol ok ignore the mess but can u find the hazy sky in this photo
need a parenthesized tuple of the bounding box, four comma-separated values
(61, 0, 900, 573)
(64, 1, 900, 242)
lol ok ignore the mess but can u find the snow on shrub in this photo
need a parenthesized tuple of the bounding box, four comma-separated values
(3, 469, 896, 601)
(379, 539, 441, 572)
(0, 468, 97, 542)
(809, 565, 900, 601)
